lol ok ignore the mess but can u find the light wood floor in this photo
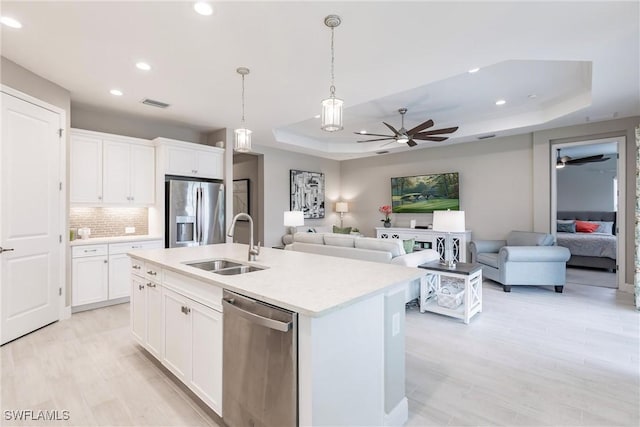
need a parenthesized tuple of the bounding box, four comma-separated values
(2, 278, 638, 427)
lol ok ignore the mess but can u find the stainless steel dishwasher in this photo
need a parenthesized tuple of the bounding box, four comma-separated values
(222, 290, 297, 427)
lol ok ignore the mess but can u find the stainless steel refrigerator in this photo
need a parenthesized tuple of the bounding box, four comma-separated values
(165, 177, 225, 248)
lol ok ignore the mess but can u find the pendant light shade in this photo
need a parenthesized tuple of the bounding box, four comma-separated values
(234, 128, 252, 153)
(234, 67, 251, 152)
(321, 15, 343, 132)
(321, 96, 344, 132)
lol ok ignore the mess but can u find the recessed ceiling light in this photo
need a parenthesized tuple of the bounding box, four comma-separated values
(1, 16, 22, 29)
(194, 2, 213, 16)
(528, 94, 537, 99)
(359, 130, 367, 134)
(495, 99, 506, 106)
(136, 62, 151, 71)
(314, 114, 321, 119)
(468, 67, 480, 74)
(110, 89, 123, 96)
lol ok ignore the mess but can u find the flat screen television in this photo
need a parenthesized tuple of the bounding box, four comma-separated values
(391, 172, 459, 213)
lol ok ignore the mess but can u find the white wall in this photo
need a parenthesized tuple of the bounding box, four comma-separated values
(71, 103, 209, 143)
(255, 145, 341, 247)
(557, 158, 616, 211)
(340, 134, 534, 240)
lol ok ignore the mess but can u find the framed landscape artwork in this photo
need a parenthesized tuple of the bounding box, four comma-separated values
(233, 179, 250, 219)
(391, 172, 460, 213)
(290, 170, 325, 218)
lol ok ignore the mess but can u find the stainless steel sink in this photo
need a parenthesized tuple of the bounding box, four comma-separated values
(185, 259, 243, 271)
(183, 259, 266, 275)
(213, 265, 265, 275)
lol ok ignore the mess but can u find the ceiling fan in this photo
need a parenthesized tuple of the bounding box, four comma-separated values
(354, 108, 459, 147)
(556, 150, 610, 169)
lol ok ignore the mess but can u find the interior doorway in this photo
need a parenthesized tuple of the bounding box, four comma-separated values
(231, 153, 264, 246)
(550, 136, 626, 289)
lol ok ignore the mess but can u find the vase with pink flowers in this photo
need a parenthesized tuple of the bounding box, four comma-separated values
(379, 205, 392, 227)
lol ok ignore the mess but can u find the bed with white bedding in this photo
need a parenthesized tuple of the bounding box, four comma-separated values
(556, 211, 617, 271)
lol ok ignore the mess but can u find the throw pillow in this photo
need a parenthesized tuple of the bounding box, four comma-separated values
(575, 220, 599, 233)
(332, 225, 352, 234)
(307, 228, 316, 233)
(590, 221, 614, 235)
(402, 238, 415, 254)
(557, 221, 576, 233)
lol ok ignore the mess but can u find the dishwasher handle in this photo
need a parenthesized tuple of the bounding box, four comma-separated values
(222, 298, 292, 332)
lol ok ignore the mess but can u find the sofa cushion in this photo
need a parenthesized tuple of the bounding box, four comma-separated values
(324, 234, 356, 248)
(506, 231, 554, 247)
(293, 232, 325, 244)
(285, 242, 392, 263)
(332, 225, 352, 234)
(295, 226, 333, 234)
(390, 249, 440, 267)
(355, 237, 406, 257)
(477, 253, 499, 268)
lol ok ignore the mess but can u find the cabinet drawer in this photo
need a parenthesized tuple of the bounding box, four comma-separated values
(145, 262, 162, 281)
(130, 258, 145, 276)
(110, 239, 163, 255)
(72, 244, 108, 258)
(163, 269, 222, 311)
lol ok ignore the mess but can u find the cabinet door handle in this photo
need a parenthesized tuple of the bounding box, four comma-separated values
(98, 196, 102, 200)
(131, 246, 142, 249)
(181, 305, 190, 315)
(85, 249, 97, 253)
(132, 265, 141, 269)
(103, 260, 108, 264)
(0, 247, 15, 254)
(138, 284, 145, 290)
(147, 270, 157, 276)
(147, 282, 156, 288)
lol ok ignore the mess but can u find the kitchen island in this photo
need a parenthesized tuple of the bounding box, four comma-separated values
(128, 243, 426, 426)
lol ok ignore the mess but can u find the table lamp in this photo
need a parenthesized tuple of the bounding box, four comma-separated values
(282, 210, 304, 245)
(335, 202, 348, 228)
(432, 210, 465, 268)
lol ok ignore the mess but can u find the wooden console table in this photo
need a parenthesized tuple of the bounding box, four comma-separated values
(376, 227, 471, 262)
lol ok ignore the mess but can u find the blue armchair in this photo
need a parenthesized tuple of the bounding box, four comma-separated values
(469, 231, 571, 293)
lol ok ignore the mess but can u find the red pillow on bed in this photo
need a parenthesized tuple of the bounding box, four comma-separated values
(575, 220, 599, 233)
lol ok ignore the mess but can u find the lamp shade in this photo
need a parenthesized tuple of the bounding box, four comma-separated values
(432, 210, 465, 233)
(335, 202, 348, 213)
(234, 128, 252, 152)
(321, 96, 344, 132)
(284, 211, 304, 227)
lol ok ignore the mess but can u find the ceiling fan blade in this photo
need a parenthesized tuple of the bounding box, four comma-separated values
(567, 157, 610, 165)
(380, 140, 397, 147)
(407, 119, 434, 135)
(406, 139, 418, 147)
(352, 132, 395, 138)
(412, 135, 448, 142)
(357, 137, 396, 143)
(566, 154, 606, 164)
(414, 126, 459, 136)
(383, 122, 400, 136)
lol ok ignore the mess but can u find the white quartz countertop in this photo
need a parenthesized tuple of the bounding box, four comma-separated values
(70, 235, 163, 246)
(129, 243, 426, 317)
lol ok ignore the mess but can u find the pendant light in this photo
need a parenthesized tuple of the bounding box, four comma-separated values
(234, 67, 252, 152)
(321, 14, 343, 132)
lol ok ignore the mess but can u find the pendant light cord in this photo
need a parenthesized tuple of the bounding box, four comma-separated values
(330, 26, 335, 97)
(241, 74, 246, 124)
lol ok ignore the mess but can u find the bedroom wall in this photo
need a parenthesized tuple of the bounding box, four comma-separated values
(557, 158, 617, 211)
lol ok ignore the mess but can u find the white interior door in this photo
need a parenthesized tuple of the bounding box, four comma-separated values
(1, 92, 62, 345)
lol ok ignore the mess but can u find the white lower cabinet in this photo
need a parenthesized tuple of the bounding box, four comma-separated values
(72, 239, 162, 311)
(162, 287, 222, 414)
(72, 253, 108, 306)
(130, 264, 223, 416)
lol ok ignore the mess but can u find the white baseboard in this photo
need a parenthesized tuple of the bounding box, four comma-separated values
(620, 282, 635, 294)
(61, 305, 72, 320)
(384, 397, 408, 427)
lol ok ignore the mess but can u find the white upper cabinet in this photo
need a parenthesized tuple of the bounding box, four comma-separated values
(71, 129, 155, 206)
(70, 134, 103, 204)
(155, 137, 223, 179)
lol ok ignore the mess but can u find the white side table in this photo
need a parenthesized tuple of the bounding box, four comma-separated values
(418, 262, 482, 324)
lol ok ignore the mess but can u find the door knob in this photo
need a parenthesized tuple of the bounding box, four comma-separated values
(0, 247, 14, 254)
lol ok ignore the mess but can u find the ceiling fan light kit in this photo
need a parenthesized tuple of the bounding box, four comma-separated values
(234, 66, 252, 153)
(321, 14, 344, 132)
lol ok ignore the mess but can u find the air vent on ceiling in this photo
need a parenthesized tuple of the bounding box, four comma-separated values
(477, 134, 496, 140)
(141, 98, 170, 109)
(376, 150, 389, 155)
